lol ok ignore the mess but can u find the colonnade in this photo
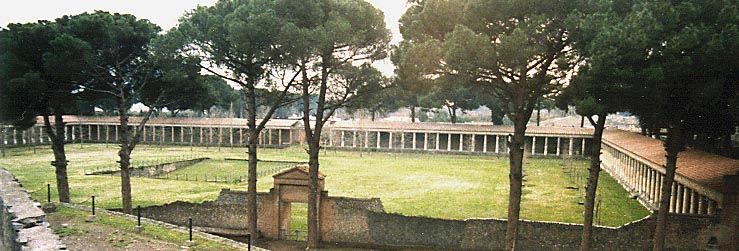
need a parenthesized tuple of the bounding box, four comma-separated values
(1, 124, 297, 147)
(1, 119, 728, 217)
(326, 129, 592, 156)
(600, 143, 720, 215)
(0, 125, 48, 146)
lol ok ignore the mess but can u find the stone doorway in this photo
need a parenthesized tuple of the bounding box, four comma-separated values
(263, 165, 325, 241)
(280, 202, 308, 241)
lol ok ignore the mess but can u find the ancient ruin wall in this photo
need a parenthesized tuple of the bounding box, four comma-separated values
(133, 188, 723, 250)
(0, 168, 65, 250)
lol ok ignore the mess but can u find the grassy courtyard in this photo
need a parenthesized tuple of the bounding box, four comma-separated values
(0, 143, 649, 227)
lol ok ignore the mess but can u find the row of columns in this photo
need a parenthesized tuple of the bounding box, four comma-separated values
(328, 129, 590, 156)
(1, 124, 297, 147)
(0, 126, 48, 145)
(600, 144, 718, 215)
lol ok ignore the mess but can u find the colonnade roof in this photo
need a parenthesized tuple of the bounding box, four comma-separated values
(329, 120, 595, 136)
(45, 116, 302, 129)
(603, 129, 739, 192)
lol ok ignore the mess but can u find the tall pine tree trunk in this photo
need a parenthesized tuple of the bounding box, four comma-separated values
(117, 98, 133, 214)
(410, 106, 416, 123)
(43, 111, 71, 203)
(448, 106, 458, 124)
(306, 138, 321, 248)
(536, 101, 541, 126)
(505, 116, 527, 250)
(247, 132, 258, 242)
(581, 113, 607, 250)
(505, 94, 536, 250)
(653, 126, 685, 250)
(246, 85, 259, 245)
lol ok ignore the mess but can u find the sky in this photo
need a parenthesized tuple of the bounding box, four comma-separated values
(0, 0, 408, 76)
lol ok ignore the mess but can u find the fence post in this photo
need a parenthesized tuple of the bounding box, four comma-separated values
(247, 233, 251, 251)
(188, 217, 193, 242)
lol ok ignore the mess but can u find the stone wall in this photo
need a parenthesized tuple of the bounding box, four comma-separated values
(330, 209, 718, 250)
(129, 158, 208, 177)
(132, 188, 724, 250)
(89, 158, 208, 177)
(0, 168, 65, 250)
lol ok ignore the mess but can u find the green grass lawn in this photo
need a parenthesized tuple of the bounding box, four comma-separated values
(48, 204, 242, 250)
(0, 143, 649, 227)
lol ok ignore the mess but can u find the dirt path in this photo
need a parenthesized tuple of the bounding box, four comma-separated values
(47, 212, 184, 251)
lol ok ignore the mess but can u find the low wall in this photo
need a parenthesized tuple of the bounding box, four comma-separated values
(129, 158, 208, 177)
(88, 158, 208, 177)
(130, 189, 724, 250)
(0, 168, 65, 250)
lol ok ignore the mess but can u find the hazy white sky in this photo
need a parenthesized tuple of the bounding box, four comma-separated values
(0, 0, 407, 75)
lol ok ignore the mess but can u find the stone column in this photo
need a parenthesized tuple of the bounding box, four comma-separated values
(544, 137, 548, 155)
(230, 128, 234, 147)
(200, 127, 204, 145)
(269, 129, 273, 145)
(180, 126, 184, 144)
(401, 132, 405, 150)
(638, 165, 644, 195)
(218, 127, 223, 147)
(568, 138, 574, 155)
(106, 125, 110, 144)
(209, 127, 214, 145)
(483, 135, 488, 153)
(289, 129, 294, 144)
(412, 132, 417, 150)
(682, 186, 691, 214)
(423, 133, 428, 150)
(279, 129, 283, 145)
(435, 133, 440, 150)
(447, 134, 451, 151)
(239, 128, 243, 145)
(656, 174, 662, 205)
(495, 135, 500, 154)
(556, 137, 561, 156)
(352, 131, 357, 148)
(690, 190, 699, 214)
(646, 169, 653, 203)
(341, 131, 345, 147)
(676, 184, 684, 213)
(531, 136, 536, 155)
(387, 132, 393, 149)
(258, 130, 263, 145)
(88, 124, 92, 141)
(470, 135, 475, 152)
(581, 139, 586, 156)
(459, 134, 464, 151)
(115, 126, 119, 142)
(190, 127, 194, 146)
(365, 131, 369, 148)
(670, 182, 677, 212)
(375, 131, 380, 148)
